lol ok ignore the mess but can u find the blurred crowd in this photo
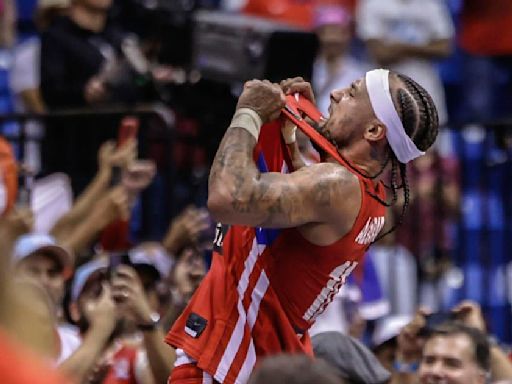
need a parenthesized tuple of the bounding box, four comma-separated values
(0, 0, 512, 383)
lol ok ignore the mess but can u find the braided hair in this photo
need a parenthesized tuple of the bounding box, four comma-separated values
(374, 72, 439, 240)
(320, 72, 439, 240)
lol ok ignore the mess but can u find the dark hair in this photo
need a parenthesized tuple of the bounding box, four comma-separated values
(427, 322, 490, 372)
(394, 72, 439, 151)
(248, 354, 342, 384)
(373, 72, 440, 241)
(322, 72, 440, 241)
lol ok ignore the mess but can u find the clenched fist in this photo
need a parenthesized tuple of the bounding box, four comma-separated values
(236, 80, 286, 124)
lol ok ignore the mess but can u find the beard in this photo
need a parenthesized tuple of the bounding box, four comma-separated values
(308, 118, 341, 161)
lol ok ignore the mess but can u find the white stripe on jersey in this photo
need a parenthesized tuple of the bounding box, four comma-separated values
(214, 239, 266, 383)
(247, 271, 270, 329)
(235, 339, 257, 384)
(303, 261, 358, 322)
(234, 271, 270, 383)
(202, 371, 213, 384)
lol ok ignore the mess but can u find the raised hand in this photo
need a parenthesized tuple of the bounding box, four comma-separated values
(280, 77, 316, 103)
(121, 159, 156, 195)
(396, 308, 429, 363)
(163, 206, 210, 255)
(236, 80, 286, 123)
(0, 207, 33, 239)
(84, 282, 117, 334)
(451, 300, 486, 332)
(98, 138, 137, 172)
(110, 265, 154, 324)
(100, 186, 130, 223)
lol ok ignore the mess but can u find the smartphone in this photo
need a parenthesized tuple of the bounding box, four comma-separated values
(118, 116, 139, 147)
(110, 116, 139, 187)
(108, 252, 132, 280)
(419, 312, 457, 336)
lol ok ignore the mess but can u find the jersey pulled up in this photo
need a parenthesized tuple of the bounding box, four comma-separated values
(165, 122, 387, 384)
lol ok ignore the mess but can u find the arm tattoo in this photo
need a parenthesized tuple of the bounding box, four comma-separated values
(209, 127, 352, 227)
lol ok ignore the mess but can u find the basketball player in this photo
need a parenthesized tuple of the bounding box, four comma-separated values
(166, 70, 439, 384)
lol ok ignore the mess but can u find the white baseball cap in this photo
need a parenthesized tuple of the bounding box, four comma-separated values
(372, 315, 412, 349)
(128, 242, 173, 279)
(70, 258, 108, 302)
(13, 233, 73, 272)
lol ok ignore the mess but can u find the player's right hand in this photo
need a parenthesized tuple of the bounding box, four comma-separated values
(236, 80, 286, 123)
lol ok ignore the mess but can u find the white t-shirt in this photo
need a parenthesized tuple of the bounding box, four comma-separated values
(356, 0, 454, 124)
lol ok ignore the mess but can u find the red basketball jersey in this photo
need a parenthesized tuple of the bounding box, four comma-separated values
(166, 123, 386, 384)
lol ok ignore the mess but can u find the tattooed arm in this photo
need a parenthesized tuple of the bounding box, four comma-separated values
(207, 80, 360, 230)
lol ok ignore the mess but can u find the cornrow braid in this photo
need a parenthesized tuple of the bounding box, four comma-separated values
(373, 73, 439, 241)
(368, 158, 400, 207)
(375, 162, 410, 241)
(395, 73, 439, 151)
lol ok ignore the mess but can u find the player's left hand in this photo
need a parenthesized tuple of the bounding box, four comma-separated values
(280, 77, 316, 103)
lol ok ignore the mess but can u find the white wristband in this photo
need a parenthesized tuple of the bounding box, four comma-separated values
(229, 108, 263, 140)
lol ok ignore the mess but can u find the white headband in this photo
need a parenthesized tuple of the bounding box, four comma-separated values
(365, 69, 424, 163)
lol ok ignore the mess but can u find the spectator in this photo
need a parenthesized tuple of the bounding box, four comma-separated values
(419, 322, 490, 384)
(458, 0, 512, 120)
(129, 242, 174, 320)
(50, 138, 156, 257)
(312, 4, 367, 116)
(312, 331, 391, 384)
(68, 256, 175, 383)
(371, 315, 412, 372)
(356, 0, 453, 125)
(161, 242, 208, 330)
(162, 206, 211, 258)
(9, 0, 70, 173)
(392, 301, 512, 383)
(0, 208, 71, 384)
(11, 0, 69, 114)
(248, 354, 341, 384)
(12, 233, 73, 315)
(10, 233, 110, 376)
(40, 0, 152, 108)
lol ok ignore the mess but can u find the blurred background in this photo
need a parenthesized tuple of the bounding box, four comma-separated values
(0, 0, 511, 379)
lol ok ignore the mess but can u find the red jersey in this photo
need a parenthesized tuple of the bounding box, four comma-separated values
(165, 123, 386, 384)
(103, 344, 139, 384)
